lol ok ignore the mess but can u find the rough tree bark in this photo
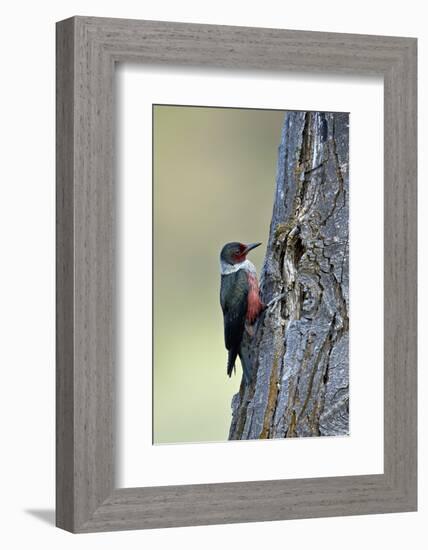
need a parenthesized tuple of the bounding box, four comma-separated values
(229, 111, 349, 440)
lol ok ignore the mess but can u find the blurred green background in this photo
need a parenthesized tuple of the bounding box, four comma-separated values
(153, 105, 285, 444)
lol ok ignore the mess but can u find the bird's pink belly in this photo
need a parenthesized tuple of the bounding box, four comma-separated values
(246, 273, 263, 323)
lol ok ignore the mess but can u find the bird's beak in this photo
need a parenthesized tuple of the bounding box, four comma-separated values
(244, 242, 262, 254)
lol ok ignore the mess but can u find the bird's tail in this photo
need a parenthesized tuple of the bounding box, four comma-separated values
(227, 347, 253, 385)
(227, 348, 239, 377)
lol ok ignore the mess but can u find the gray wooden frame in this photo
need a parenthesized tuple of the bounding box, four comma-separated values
(56, 16, 417, 533)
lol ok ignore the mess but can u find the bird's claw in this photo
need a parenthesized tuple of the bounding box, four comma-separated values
(266, 292, 286, 309)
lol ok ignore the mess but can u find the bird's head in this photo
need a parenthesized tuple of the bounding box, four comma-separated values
(220, 241, 262, 265)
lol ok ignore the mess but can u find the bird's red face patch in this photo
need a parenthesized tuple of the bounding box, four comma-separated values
(232, 243, 247, 263)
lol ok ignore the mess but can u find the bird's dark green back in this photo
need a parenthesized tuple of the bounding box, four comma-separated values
(220, 269, 249, 351)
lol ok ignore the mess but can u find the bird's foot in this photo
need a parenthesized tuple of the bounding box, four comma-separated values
(265, 293, 286, 309)
(245, 323, 255, 337)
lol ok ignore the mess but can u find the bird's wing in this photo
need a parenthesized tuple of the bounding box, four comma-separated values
(220, 269, 249, 351)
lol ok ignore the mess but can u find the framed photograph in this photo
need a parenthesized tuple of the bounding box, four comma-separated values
(56, 16, 417, 532)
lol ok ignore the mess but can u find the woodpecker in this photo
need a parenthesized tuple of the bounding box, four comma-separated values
(219, 241, 264, 385)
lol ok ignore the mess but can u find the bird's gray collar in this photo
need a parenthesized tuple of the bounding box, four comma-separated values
(220, 259, 256, 275)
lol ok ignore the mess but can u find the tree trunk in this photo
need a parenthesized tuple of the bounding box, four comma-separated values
(229, 111, 349, 440)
